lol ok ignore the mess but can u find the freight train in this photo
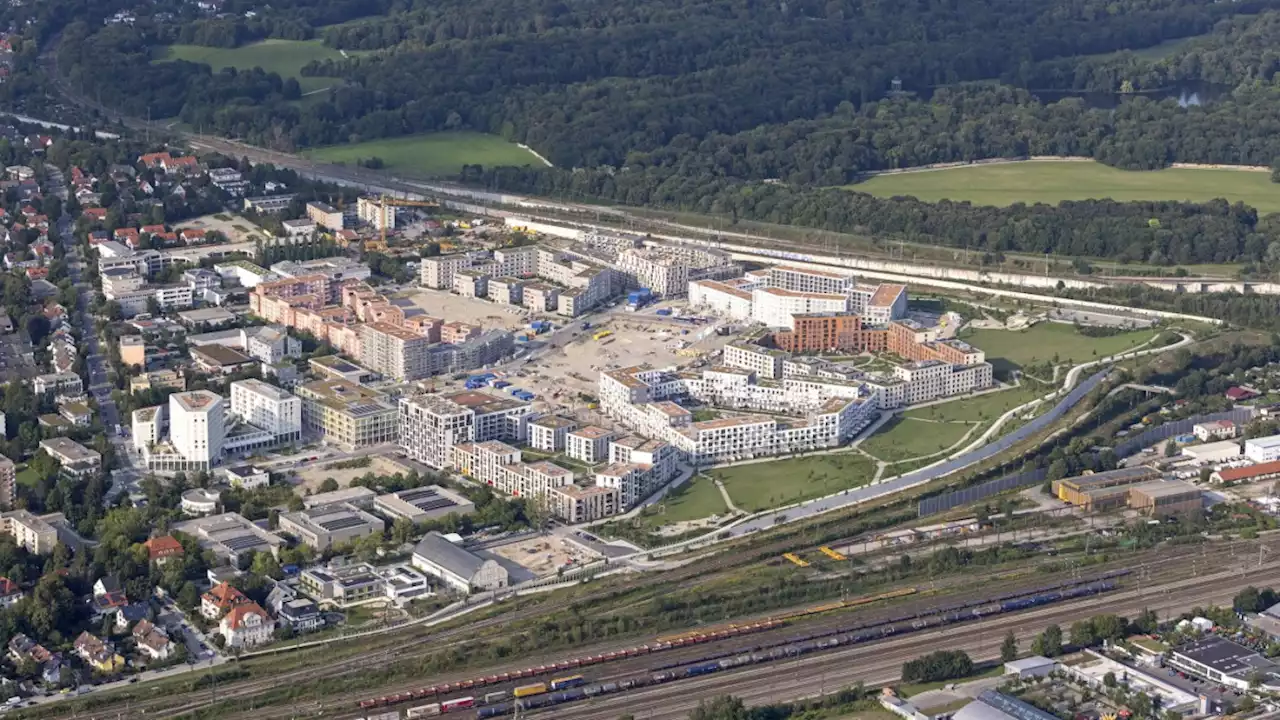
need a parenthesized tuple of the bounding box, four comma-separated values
(357, 571, 1129, 715)
(458, 579, 1119, 719)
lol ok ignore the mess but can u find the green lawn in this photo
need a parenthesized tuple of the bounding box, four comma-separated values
(960, 323, 1157, 368)
(302, 132, 546, 177)
(905, 381, 1054, 423)
(859, 417, 974, 463)
(15, 467, 37, 488)
(849, 160, 1280, 215)
(154, 39, 357, 94)
(636, 476, 727, 528)
(711, 454, 876, 512)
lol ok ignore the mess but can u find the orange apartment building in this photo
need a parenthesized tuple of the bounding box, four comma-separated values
(770, 314, 982, 367)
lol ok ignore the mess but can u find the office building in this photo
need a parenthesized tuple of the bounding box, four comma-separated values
(296, 379, 399, 449)
(229, 379, 301, 444)
(169, 391, 226, 470)
(277, 503, 385, 551)
(1245, 434, 1280, 463)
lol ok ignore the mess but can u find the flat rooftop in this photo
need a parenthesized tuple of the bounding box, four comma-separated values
(190, 344, 253, 366)
(442, 390, 526, 415)
(530, 415, 577, 429)
(366, 321, 426, 342)
(39, 437, 100, 462)
(171, 390, 222, 412)
(233, 378, 293, 401)
(299, 379, 390, 414)
(569, 426, 613, 440)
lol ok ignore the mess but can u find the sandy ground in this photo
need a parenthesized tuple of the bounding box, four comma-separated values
(399, 288, 530, 330)
(179, 213, 269, 244)
(293, 462, 377, 493)
(487, 534, 600, 575)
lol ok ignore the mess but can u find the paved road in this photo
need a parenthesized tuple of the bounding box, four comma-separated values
(719, 368, 1111, 538)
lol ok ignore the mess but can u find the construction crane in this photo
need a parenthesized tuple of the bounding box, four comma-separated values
(369, 194, 439, 251)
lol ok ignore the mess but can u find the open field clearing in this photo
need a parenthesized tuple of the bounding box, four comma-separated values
(153, 39, 355, 94)
(959, 323, 1157, 369)
(635, 476, 729, 529)
(303, 132, 546, 177)
(848, 160, 1280, 214)
(711, 454, 876, 512)
(859, 417, 974, 464)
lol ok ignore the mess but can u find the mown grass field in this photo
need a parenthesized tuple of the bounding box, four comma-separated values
(960, 322, 1157, 368)
(905, 381, 1053, 423)
(859, 417, 974, 463)
(849, 160, 1280, 214)
(154, 39, 353, 94)
(303, 132, 545, 177)
(635, 476, 727, 528)
(711, 454, 876, 512)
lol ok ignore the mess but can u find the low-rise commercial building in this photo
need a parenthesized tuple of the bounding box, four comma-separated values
(172, 512, 284, 565)
(38, 438, 101, 478)
(300, 561, 384, 607)
(373, 485, 475, 524)
(411, 532, 509, 593)
(277, 502, 386, 551)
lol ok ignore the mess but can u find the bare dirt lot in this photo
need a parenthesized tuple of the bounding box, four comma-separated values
(398, 288, 530, 330)
(487, 533, 600, 576)
(179, 213, 269, 244)
(293, 462, 375, 493)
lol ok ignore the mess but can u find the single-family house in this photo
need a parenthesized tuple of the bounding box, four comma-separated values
(220, 602, 273, 648)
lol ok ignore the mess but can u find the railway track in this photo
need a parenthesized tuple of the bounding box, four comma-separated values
(221, 545, 1273, 720)
(26, 538, 1267, 720)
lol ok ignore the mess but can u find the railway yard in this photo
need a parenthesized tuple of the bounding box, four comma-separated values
(28, 536, 1280, 720)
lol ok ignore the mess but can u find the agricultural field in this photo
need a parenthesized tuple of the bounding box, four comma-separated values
(960, 322, 1157, 369)
(303, 132, 546, 177)
(711, 454, 876, 512)
(153, 39, 354, 94)
(859, 417, 975, 464)
(849, 161, 1280, 215)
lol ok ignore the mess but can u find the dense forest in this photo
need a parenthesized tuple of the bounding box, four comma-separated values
(31, 0, 1280, 268)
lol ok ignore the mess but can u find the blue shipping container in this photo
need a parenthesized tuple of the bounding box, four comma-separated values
(494, 381, 511, 388)
(656, 308, 672, 316)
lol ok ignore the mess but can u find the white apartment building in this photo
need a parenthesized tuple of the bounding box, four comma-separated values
(229, 379, 302, 443)
(356, 196, 394, 230)
(768, 265, 855, 295)
(360, 322, 431, 381)
(598, 365, 881, 466)
(453, 269, 489, 298)
(169, 390, 226, 470)
(617, 248, 689, 297)
(567, 426, 614, 463)
(494, 246, 538, 277)
(529, 415, 576, 452)
(399, 391, 533, 470)
(853, 283, 908, 323)
(890, 361, 993, 406)
(688, 279, 756, 321)
(751, 287, 849, 329)
(306, 201, 345, 231)
(723, 343, 786, 380)
(420, 254, 473, 289)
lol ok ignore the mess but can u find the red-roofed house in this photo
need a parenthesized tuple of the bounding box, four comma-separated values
(140, 152, 172, 168)
(0, 577, 23, 608)
(161, 156, 200, 174)
(1226, 387, 1259, 402)
(201, 581, 250, 619)
(219, 602, 273, 648)
(82, 207, 108, 223)
(141, 224, 166, 236)
(114, 228, 140, 247)
(25, 267, 48, 280)
(143, 535, 185, 565)
(178, 228, 207, 243)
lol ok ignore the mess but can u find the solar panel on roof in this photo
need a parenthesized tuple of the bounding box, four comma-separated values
(347, 403, 384, 417)
(221, 535, 268, 551)
(318, 516, 371, 532)
(412, 498, 457, 512)
(331, 361, 357, 372)
(399, 488, 440, 502)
